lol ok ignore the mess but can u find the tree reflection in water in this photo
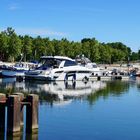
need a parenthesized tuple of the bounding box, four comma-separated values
(87, 80, 130, 105)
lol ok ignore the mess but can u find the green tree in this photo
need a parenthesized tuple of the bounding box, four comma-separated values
(138, 50, 140, 60)
(59, 38, 70, 56)
(89, 38, 100, 62)
(81, 38, 100, 62)
(52, 39, 66, 56)
(21, 35, 32, 61)
(0, 32, 9, 61)
(8, 33, 21, 61)
(70, 41, 82, 58)
(131, 52, 138, 61)
(3, 28, 21, 61)
(44, 38, 55, 56)
(0, 27, 136, 63)
(32, 36, 46, 60)
(99, 44, 111, 63)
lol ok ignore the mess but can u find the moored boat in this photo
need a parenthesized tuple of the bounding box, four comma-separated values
(75, 54, 101, 76)
(1, 62, 34, 78)
(25, 56, 94, 81)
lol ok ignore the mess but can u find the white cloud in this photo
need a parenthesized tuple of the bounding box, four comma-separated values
(8, 4, 20, 10)
(15, 28, 67, 37)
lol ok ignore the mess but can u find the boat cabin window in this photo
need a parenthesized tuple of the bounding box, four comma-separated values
(15, 63, 24, 67)
(93, 65, 97, 68)
(64, 60, 77, 67)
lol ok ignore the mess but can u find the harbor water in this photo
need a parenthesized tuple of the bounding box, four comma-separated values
(0, 77, 140, 140)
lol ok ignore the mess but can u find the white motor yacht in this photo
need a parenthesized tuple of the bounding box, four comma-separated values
(25, 56, 93, 81)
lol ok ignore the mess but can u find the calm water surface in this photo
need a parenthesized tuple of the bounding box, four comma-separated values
(0, 78, 140, 140)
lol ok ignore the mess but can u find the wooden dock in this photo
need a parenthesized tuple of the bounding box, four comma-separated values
(0, 93, 39, 136)
(89, 75, 129, 81)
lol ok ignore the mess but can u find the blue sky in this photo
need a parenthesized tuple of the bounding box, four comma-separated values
(0, 0, 140, 51)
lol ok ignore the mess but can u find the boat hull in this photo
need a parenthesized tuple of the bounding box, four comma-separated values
(2, 70, 26, 77)
(25, 70, 92, 81)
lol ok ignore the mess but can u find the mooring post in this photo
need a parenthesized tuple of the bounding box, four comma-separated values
(7, 134, 22, 140)
(13, 93, 24, 126)
(0, 93, 6, 133)
(26, 94, 39, 133)
(0, 134, 4, 140)
(7, 95, 21, 134)
(26, 133, 38, 140)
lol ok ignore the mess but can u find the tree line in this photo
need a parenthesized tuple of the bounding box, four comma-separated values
(0, 27, 140, 63)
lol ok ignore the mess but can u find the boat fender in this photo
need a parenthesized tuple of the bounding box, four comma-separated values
(82, 76, 89, 82)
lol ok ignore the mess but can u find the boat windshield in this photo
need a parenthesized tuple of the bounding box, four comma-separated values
(37, 58, 62, 69)
(37, 57, 77, 70)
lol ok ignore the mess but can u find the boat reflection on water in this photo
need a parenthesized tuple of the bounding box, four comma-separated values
(26, 81, 106, 105)
(0, 78, 106, 106)
(0, 78, 26, 93)
(55, 81, 105, 99)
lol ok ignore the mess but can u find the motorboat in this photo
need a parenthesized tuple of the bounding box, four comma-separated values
(1, 53, 37, 78)
(75, 54, 101, 76)
(1, 62, 34, 78)
(25, 56, 94, 81)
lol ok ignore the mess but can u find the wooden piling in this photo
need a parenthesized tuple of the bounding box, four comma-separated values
(26, 94, 39, 133)
(7, 134, 22, 140)
(26, 133, 38, 140)
(0, 93, 6, 133)
(7, 95, 21, 134)
(13, 93, 24, 126)
(0, 133, 4, 140)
